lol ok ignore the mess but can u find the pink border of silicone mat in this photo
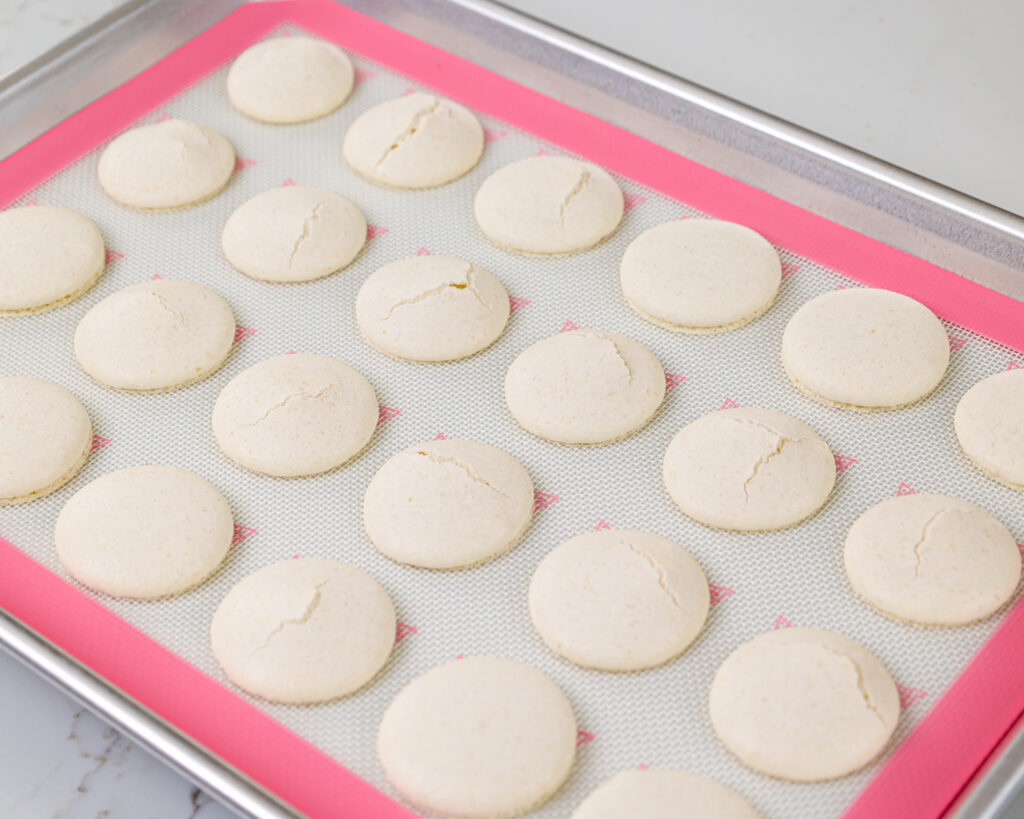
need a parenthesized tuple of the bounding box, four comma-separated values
(1, 2, 1023, 817)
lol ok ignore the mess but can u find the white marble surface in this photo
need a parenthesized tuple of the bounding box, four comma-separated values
(503, 0, 1024, 217)
(0, 0, 126, 77)
(0, 647, 235, 818)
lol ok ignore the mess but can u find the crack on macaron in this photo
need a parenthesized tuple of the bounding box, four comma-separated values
(741, 437, 788, 504)
(815, 643, 888, 725)
(625, 542, 685, 613)
(907, 508, 981, 580)
(374, 98, 442, 170)
(909, 509, 948, 579)
(413, 448, 511, 498)
(244, 384, 334, 427)
(572, 332, 633, 385)
(380, 263, 490, 320)
(148, 292, 189, 327)
(287, 200, 329, 271)
(172, 121, 214, 169)
(189, 120, 214, 149)
(726, 416, 809, 503)
(557, 167, 591, 230)
(249, 578, 331, 656)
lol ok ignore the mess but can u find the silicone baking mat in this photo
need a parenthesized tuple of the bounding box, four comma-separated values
(2, 2, 1024, 818)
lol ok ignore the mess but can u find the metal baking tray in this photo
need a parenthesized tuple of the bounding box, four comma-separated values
(2, 1, 1023, 817)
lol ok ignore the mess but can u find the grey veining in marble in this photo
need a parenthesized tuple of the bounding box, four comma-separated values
(0, 647, 235, 818)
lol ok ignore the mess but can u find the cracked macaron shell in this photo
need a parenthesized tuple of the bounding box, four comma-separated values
(98, 119, 235, 209)
(74, 278, 236, 391)
(0, 376, 92, 505)
(222, 185, 366, 283)
(227, 37, 354, 124)
(505, 328, 665, 445)
(619, 219, 781, 332)
(781, 288, 949, 409)
(954, 367, 1024, 489)
(378, 656, 577, 818)
(844, 493, 1020, 625)
(356, 255, 510, 361)
(709, 626, 899, 782)
(662, 406, 835, 531)
(212, 352, 378, 477)
(474, 155, 624, 255)
(571, 769, 761, 819)
(211, 557, 396, 704)
(0, 205, 106, 313)
(342, 93, 484, 189)
(364, 438, 533, 569)
(55, 465, 233, 598)
(529, 528, 710, 671)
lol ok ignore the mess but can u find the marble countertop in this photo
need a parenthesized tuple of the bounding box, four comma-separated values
(0, 650, 233, 818)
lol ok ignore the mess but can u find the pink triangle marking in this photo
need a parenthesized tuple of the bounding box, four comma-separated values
(720, 397, 739, 410)
(434, 432, 446, 440)
(231, 525, 257, 545)
(233, 157, 256, 173)
(595, 520, 611, 531)
(560, 320, 578, 333)
(708, 584, 734, 605)
(623, 193, 647, 211)
(456, 653, 465, 660)
(395, 623, 417, 642)
(774, 615, 792, 630)
(104, 250, 123, 265)
(233, 325, 256, 343)
(532, 491, 559, 513)
(366, 224, 388, 240)
(837, 285, 847, 290)
(834, 454, 857, 472)
(354, 68, 377, 84)
(896, 684, 927, 709)
(576, 730, 595, 748)
(536, 148, 550, 156)
(90, 435, 111, 452)
(401, 86, 417, 96)
(896, 482, 916, 496)
(292, 554, 299, 559)
(637, 763, 649, 770)
(781, 262, 801, 279)
(665, 373, 686, 389)
(151, 273, 162, 280)
(1009, 361, 1022, 370)
(483, 129, 507, 144)
(22, 198, 38, 207)
(415, 247, 431, 256)
(508, 296, 531, 313)
(282, 178, 296, 187)
(948, 337, 967, 352)
(377, 406, 401, 424)
(287, 350, 296, 355)
(153, 111, 171, 123)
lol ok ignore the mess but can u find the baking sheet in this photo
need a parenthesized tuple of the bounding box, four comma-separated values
(1, 16, 1023, 819)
